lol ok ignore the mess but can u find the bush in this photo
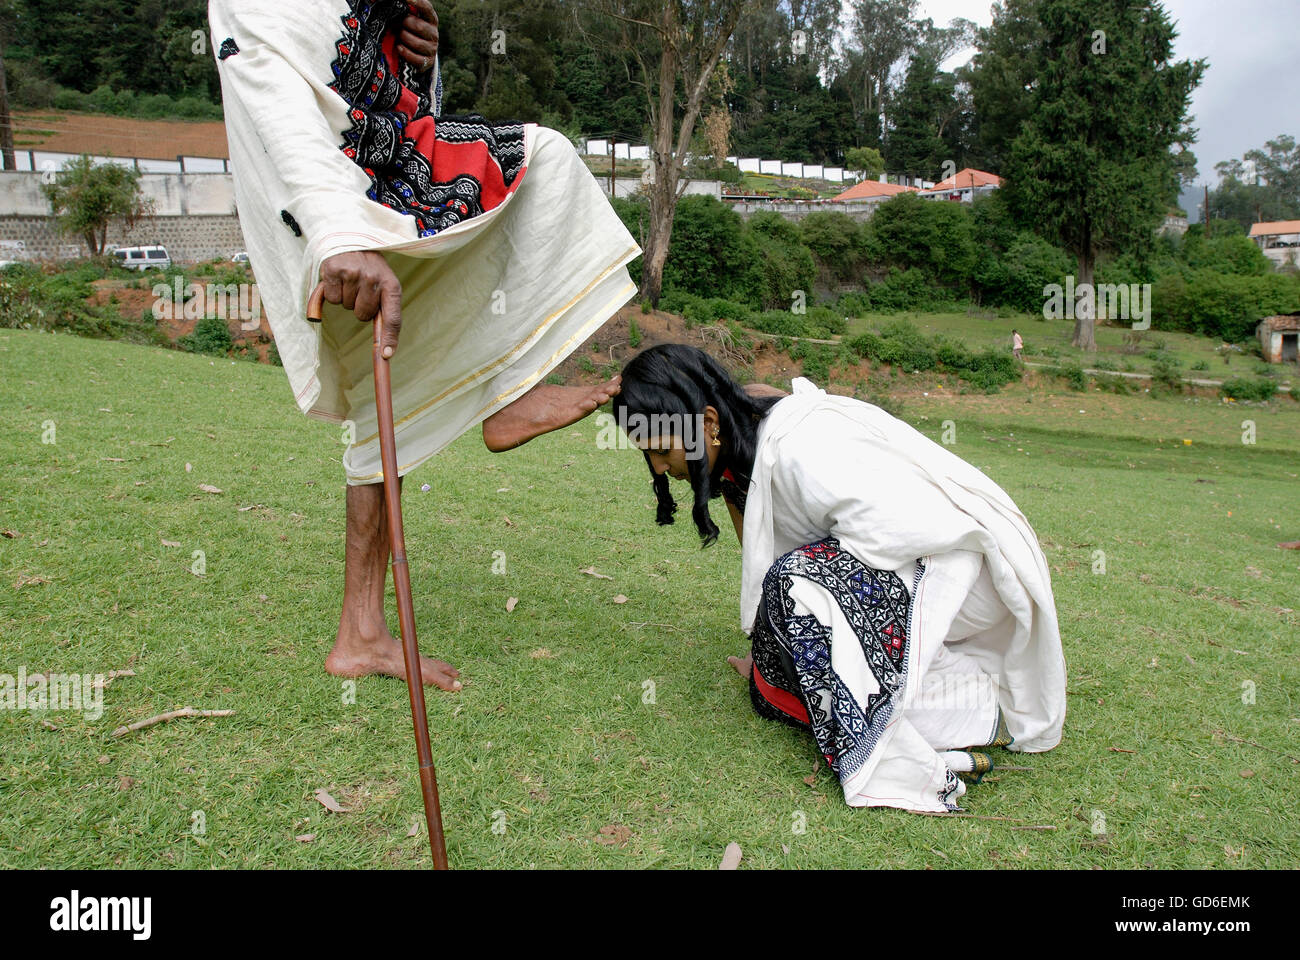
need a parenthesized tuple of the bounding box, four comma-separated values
(180, 317, 234, 356)
(1047, 363, 1088, 391)
(0, 262, 163, 345)
(870, 192, 976, 288)
(865, 267, 934, 311)
(975, 233, 1074, 313)
(790, 342, 850, 384)
(800, 211, 867, 283)
(662, 196, 762, 305)
(1152, 270, 1300, 341)
(1219, 377, 1278, 402)
(628, 317, 642, 348)
(1094, 372, 1138, 394)
(746, 211, 816, 310)
(1150, 355, 1184, 392)
(953, 349, 1020, 392)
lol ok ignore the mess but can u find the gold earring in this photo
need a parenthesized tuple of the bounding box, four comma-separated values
(712, 432, 721, 447)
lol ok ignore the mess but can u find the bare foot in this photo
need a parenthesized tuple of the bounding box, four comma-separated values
(326, 624, 462, 691)
(482, 377, 620, 452)
(727, 654, 752, 680)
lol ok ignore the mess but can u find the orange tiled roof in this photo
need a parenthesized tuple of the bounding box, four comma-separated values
(832, 179, 920, 202)
(1249, 221, 1300, 237)
(931, 168, 1003, 190)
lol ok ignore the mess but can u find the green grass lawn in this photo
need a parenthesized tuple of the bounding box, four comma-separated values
(846, 310, 1295, 386)
(2, 328, 1298, 869)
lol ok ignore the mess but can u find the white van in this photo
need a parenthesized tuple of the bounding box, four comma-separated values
(113, 245, 172, 271)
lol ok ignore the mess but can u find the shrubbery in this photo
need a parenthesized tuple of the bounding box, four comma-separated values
(0, 262, 164, 345)
(846, 318, 1021, 392)
(179, 317, 235, 356)
(1219, 377, 1278, 402)
(1151, 271, 1300, 341)
(38, 83, 223, 120)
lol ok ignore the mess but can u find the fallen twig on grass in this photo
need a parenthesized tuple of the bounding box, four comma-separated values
(111, 707, 234, 738)
(93, 669, 136, 690)
(1010, 825, 1057, 831)
(1215, 730, 1300, 764)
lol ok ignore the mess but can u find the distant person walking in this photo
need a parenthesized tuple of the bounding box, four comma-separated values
(1012, 329, 1023, 360)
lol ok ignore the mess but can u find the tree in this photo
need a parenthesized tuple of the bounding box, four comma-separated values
(883, 53, 948, 181)
(581, 0, 753, 306)
(1210, 135, 1300, 230)
(966, 0, 1045, 172)
(997, 0, 1204, 350)
(845, 146, 885, 178)
(841, 0, 919, 149)
(41, 155, 149, 255)
(0, 0, 18, 169)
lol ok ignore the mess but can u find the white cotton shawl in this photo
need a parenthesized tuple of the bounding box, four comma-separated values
(210, 0, 640, 482)
(740, 379, 1067, 753)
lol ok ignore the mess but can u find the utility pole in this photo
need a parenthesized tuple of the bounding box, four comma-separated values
(1204, 184, 1210, 238)
(610, 139, 615, 198)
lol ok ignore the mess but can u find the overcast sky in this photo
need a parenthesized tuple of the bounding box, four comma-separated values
(910, 0, 1300, 217)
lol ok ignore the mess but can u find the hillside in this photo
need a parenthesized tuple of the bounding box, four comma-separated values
(11, 110, 230, 161)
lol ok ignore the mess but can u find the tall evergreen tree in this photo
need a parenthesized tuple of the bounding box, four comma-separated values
(996, 0, 1204, 350)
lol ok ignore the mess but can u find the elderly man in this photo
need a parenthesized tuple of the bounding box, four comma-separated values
(210, 0, 640, 691)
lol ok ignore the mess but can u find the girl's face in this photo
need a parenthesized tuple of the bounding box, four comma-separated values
(635, 406, 721, 480)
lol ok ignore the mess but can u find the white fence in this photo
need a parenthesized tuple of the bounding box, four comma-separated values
(8, 151, 229, 175)
(578, 139, 864, 184)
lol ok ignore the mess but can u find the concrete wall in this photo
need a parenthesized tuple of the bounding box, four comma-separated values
(0, 171, 245, 262)
(599, 178, 722, 200)
(0, 214, 247, 263)
(727, 200, 879, 224)
(0, 171, 236, 217)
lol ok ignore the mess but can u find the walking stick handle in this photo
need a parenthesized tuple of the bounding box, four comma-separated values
(306, 282, 387, 345)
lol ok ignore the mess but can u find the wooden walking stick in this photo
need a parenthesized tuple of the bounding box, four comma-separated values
(307, 282, 450, 869)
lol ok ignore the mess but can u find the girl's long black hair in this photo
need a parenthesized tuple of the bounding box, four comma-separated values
(613, 344, 782, 547)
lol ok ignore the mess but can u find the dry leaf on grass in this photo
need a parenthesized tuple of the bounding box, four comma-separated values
(295, 834, 317, 843)
(529, 648, 555, 660)
(1, 530, 19, 538)
(595, 824, 632, 847)
(804, 757, 820, 785)
(14, 574, 51, 589)
(198, 484, 223, 495)
(313, 789, 351, 813)
(579, 567, 613, 580)
(506, 597, 519, 613)
(407, 821, 421, 838)
(719, 842, 742, 870)
(185, 463, 192, 473)
(612, 594, 629, 604)
(160, 539, 181, 548)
